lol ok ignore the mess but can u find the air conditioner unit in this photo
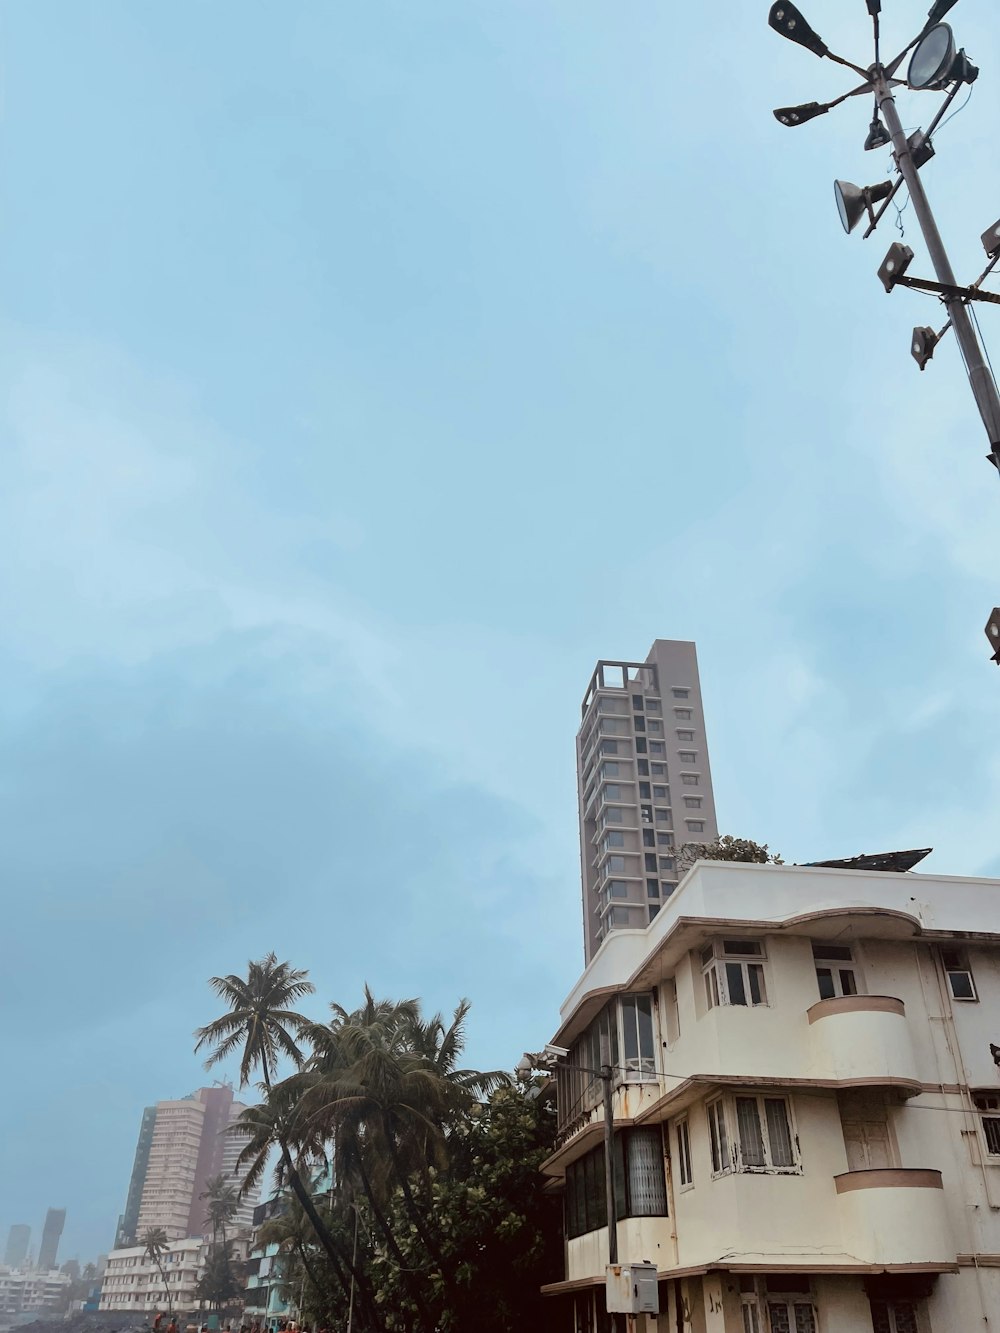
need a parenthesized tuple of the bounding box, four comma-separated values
(606, 1261, 659, 1315)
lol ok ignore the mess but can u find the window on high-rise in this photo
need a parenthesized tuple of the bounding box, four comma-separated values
(672, 688, 690, 699)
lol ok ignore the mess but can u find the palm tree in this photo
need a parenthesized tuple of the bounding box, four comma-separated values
(141, 1228, 172, 1315)
(200, 1174, 239, 1250)
(194, 956, 382, 1331)
(300, 989, 505, 1324)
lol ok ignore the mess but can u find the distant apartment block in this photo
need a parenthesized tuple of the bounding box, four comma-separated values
(3, 1227, 29, 1270)
(115, 1085, 259, 1246)
(0, 1267, 71, 1316)
(36, 1209, 65, 1273)
(576, 640, 718, 962)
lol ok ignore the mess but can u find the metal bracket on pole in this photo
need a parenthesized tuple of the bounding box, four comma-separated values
(891, 274, 1000, 306)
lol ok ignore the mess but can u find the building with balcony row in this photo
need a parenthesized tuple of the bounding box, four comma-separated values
(0, 1267, 72, 1318)
(98, 1238, 204, 1314)
(540, 857, 1000, 1333)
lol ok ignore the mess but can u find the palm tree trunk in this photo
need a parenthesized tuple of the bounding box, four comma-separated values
(383, 1122, 453, 1285)
(355, 1156, 435, 1333)
(155, 1260, 172, 1315)
(260, 1068, 385, 1333)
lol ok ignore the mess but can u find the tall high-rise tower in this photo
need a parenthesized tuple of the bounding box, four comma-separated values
(576, 639, 719, 962)
(4, 1226, 30, 1268)
(115, 1086, 259, 1246)
(37, 1209, 65, 1272)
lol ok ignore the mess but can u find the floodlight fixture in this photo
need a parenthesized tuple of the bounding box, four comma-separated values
(768, 2, 828, 57)
(773, 101, 831, 127)
(986, 608, 1000, 664)
(911, 325, 939, 369)
(981, 219, 1000, 258)
(908, 24, 978, 90)
(864, 115, 892, 151)
(907, 130, 936, 169)
(879, 242, 914, 291)
(835, 178, 894, 234)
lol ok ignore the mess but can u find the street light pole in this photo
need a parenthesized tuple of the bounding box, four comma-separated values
(872, 65, 1000, 465)
(599, 1035, 618, 1268)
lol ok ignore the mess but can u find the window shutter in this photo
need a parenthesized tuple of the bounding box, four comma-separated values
(626, 1130, 667, 1216)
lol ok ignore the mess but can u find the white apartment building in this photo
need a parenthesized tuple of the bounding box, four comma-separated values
(576, 642, 719, 964)
(98, 1239, 203, 1314)
(0, 1268, 71, 1317)
(540, 858, 1000, 1333)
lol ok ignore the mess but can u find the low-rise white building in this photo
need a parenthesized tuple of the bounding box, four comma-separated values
(98, 1239, 203, 1314)
(0, 1268, 71, 1317)
(540, 858, 1000, 1333)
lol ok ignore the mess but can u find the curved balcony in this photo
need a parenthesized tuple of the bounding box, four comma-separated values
(806, 995, 920, 1094)
(834, 1169, 952, 1265)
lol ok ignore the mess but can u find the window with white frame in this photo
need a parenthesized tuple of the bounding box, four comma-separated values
(676, 1116, 693, 1188)
(973, 1091, 1000, 1156)
(733, 1094, 797, 1171)
(941, 946, 977, 1001)
(707, 1094, 798, 1177)
(620, 992, 656, 1076)
(812, 941, 859, 999)
(707, 1097, 730, 1174)
(702, 939, 768, 1008)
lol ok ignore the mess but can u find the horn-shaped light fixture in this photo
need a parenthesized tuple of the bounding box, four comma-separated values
(834, 179, 894, 234)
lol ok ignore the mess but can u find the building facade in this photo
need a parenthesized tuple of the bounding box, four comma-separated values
(244, 1198, 294, 1325)
(576, 640, 718, 964)
(541, 859, 1000, 1332)
(0, 1268, 71, 1317)
(116, 1086, 259, 1246)
(3, 1229, 29, 1270)
(98, 1239, 204, 1314)
(36, 1210, 65, 1273)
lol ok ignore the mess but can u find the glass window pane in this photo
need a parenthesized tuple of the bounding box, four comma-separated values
(621, 996, 639, 1062)
(636, 994, 654, 1061)
(816, 968, 835, 1000)
(840, 969, 858, 996)
(727, 962, 748, 1006)
(950, 970, 976, 999)
(765, 1099, 795, 1167)
(736, 1097, 765, 1166)
(749, 964, 767, 1005)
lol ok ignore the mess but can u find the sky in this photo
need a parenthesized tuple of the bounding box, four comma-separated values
(2, 0, 1000, 1264)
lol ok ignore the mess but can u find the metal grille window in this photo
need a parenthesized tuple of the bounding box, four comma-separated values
(564, 1129, 667, 1237)
(767, 1301, 816, 1333)
(870, 1302, 920, 1333)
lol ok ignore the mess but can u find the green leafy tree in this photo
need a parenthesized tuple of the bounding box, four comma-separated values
(141, 1228, 172, 1315)
(678, 833, 783, 873)
(372, 1080, 561, 1332)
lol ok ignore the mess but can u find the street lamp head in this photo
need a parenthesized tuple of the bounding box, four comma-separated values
(985, 608, 1000, 664)
(767, 2, 829, 58)
(878, 242, 914, 291)
(834, 178, 893, 234)
(908, 24, 978, 90)
(864, 115, 892, 151)
(515, 1054, 534, 1082)
(773, 101, 831, 126)
(911, 326, 939, 370)
(981, 219, 1000, 258)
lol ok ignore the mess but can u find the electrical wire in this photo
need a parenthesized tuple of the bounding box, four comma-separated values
(970, 303, 999, 396)
(936, 82, 974, 135)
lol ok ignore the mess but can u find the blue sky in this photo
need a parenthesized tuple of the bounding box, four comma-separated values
(2, 0, 1000, 1263)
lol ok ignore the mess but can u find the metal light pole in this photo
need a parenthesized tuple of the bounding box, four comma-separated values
(871, 65, 1000, 458)
(517, 1047, 620, 1327)
(768, 1, 1000, 659)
